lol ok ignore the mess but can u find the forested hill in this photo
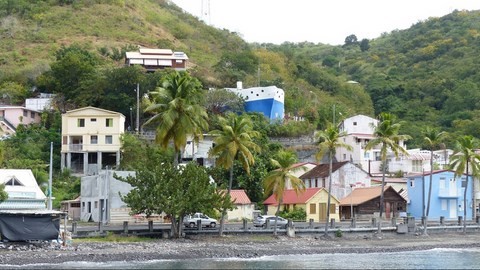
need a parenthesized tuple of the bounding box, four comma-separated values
(1, 1, 480, 147)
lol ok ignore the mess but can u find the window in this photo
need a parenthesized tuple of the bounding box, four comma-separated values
(310, 203, 316, 214)
(94, 201, 98, 209)
(441, 200, 447, 211)
(106, 118, 113, 127)
(23, 111, 27, 117)
(91, 135, 98, 144)
(90, 118, 97, 122)
(105, 135, 113, 144)
(82, 202, 85, 211)
(30, 112, 35, 118)
(63, 136, 67, 145)
(439, 178, 446, 189)
(462, 178, 467, 188)
(78, 118, 85, 127)
(330, 204, 336, 214)
(412, 160, 422, 172)
(364, 152, 370, 159)
(353, 122, 357, 126)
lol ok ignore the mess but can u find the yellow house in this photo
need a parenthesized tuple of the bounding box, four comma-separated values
(263, 188, 340, 222)
(61, 107, 125, 175)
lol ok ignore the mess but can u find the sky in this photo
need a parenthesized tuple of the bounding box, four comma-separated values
(171, 0, 480, 45)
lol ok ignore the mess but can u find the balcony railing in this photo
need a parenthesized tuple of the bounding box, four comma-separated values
(69, 144, 83, 151)
(438, 188, 460, 198)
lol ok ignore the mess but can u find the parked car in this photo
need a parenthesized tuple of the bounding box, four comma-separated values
(253, 215, 290, 228)
(183, 213, 218, 228)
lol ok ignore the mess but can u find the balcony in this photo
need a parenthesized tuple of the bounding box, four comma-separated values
(438, 188, 461, 198)
(69, 144, 83, 151)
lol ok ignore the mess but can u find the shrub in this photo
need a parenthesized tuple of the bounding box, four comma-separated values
(335, 229, 343, 238)
(280, 206, 306, 222)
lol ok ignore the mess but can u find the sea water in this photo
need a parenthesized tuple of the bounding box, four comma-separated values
(3, 248, 480, 269)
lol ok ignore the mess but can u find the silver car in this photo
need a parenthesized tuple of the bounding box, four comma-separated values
(183, 213, 217, 228)
(253, 215, 289, 228)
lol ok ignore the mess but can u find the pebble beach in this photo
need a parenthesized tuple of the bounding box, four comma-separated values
(0, 232, 480, 266)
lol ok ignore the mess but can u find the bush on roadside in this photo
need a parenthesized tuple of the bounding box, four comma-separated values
(280, 206, 306, 222)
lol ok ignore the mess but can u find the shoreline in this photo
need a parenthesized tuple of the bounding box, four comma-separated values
(0, 232, 480, 266)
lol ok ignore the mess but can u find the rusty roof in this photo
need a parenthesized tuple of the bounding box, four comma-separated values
(339, 186, 405, 206)
(299, 161, 349, 179)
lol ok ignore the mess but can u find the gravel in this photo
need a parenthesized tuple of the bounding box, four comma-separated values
(1, 232, 480, 266)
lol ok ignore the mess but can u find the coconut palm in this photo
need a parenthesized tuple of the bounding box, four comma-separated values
(263, 150, 306, 236)
(143, 71, 208, 166)
(208, 113, 260, 236)
(422, 127, 446, 235)
(364, 112, 411, 233)
(316, 124, 352, 237)
(449, 135, 480, 234)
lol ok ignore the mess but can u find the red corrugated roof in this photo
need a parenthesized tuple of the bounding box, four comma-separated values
(263, 188, 323, 205)
(229, 189, 251, 204)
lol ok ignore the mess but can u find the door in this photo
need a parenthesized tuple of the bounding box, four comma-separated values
(385, 202, 391, 219)
(319, 203, 327, 220)
(449, 199, 457, 219)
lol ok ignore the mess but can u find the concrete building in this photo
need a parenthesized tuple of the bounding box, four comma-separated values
(61, 107, 125, 176)
(125, 48, 188, 72)
(299, 161, 371, 200)
(0, 106, 42, 137)
(335, 114, 408, 175)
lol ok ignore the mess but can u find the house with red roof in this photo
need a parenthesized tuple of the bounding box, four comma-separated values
(227, 189, 255, 221)
(263, 188, 340, 222)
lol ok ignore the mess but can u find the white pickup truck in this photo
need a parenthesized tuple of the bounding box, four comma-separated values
(183, 213, 217, 228)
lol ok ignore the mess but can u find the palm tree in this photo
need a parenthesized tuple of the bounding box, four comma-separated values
(209, 113, 260, 236)
(449, 135, 480, 234)
(143, 71, 209, 166)
(364, 112, 411, 233)
(263, 150, 306, 236)
(316, 124, 352, 237)
(422, 127, 446, 235)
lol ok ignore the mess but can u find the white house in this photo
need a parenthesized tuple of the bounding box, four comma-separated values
(336, 114, 409, 175)
(60, 107, 125, 176)
(182, 134, 216, 167)
(0, 169, 46, 210)
(299, 161, 371, 200)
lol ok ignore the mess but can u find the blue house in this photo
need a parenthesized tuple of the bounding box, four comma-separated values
(407, 170, 472, 220)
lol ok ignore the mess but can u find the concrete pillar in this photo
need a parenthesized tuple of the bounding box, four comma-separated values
(61, 153, 65, 170)
(99, 222, 104, 234)
(371, 217, 377, 227)
(330, 218, 335, 228)
(391, 217, 397, 226)
(83, 152, 88, 175)
(242, 219, 247, 230)
(196, 219, 202, 231)
(476, 216, 480, 224)
(123, 221, 128, 234)
(148, 220, 154, 232)
(72, 221, 77, 235)
(97, 151, 102, 172)
(309, 218, 314, 229)
(66, 152, 71, 169)
(266, 219, 271, 229)
(458, 216, 463, 226)
(116, 150, 121, 167)
(351, 217, 356, 228)
(440, 216, 445, 225)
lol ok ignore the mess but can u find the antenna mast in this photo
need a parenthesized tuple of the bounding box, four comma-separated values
(201, 0, 211, 25)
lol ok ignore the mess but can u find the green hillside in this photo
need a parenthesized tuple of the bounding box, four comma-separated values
(1, 1, 480, 148)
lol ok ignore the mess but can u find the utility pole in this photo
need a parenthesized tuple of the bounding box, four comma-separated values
(48, 142, 53, 210)
(136, 83, 140, 134)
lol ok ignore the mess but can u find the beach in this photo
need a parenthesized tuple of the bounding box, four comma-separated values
(0, 231, 480, 266)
